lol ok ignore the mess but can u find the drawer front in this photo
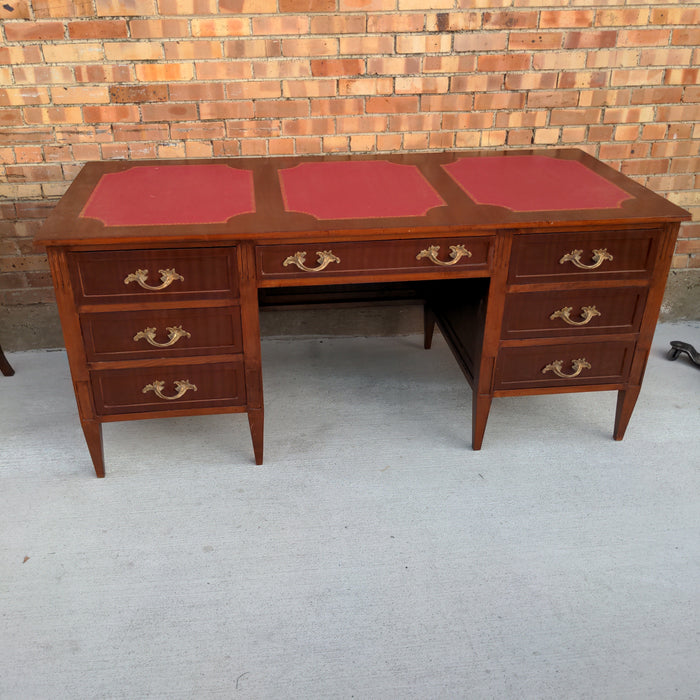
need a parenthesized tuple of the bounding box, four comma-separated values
(508, 229, 659, 284)
(92, 361, 246, 416)
(256, 236, 492, 281)
(70, 247, 239, 304)
(81, 306, 243, 361)
(494, 340, 635, 391)
(501, 287, 647, 340)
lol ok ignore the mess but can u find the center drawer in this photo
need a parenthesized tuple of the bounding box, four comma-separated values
(91, 360, 246, 416)
(81, 306, 243, 361)
(256, 236, 493, 282)
(70, 247, 239, 305)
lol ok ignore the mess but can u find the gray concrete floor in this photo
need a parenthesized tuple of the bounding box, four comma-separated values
(1, 322, 699, 699)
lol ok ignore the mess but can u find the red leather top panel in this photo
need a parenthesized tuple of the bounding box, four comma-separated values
(279, 160, 446, 220)
(443, 155, 633, 212)
(81, 164, 255, 226)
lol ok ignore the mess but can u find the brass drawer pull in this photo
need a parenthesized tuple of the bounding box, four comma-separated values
(142, 379, 197, 401)
(542, 358, 592, 379)
(283, 250, 340, 272)
(559, 248, 613, 270)
(133, 325, 191, 348)
(550, 305, 601, 327)
(416, 244, 472, 266)
(124, 268, 184, 291)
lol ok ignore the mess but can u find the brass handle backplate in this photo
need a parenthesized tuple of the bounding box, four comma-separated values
(542, 358, 592, 379)
(283, 250, 340, 272)
(142, 379, 197, 401)
(549, 305, 601, 327)
(133, 325, 191, 348)
(124, 268, 184, 290)
(416, 244, 472, 266)
(559, 249, 613, 270)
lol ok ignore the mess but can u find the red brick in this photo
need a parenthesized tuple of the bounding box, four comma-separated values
(68, 20, 127, 39)
(255, 100, 309, 118)
(283, 80, 336, 98)
(563, 31, 616, 50)
(0, 109, 23, 126)
(24, 107, 83, 124)
(141, 103, 198, 121)
(281, 118, 335, 136)
(282, 38, 338, 57)
(310, 15, 365, 34)
(422, 56, 476, 73)
(0, 88, 51, 106)
(366, 96, 420, 113)
(219, 0, 277, 11)
(508, 32, 563, 50)
(421, 94, 473, 112)
(482, 11, 537, 29)
(366, 13, 423, 33)
(367, 57, 420, 75)
(227, 81, 282, 99)
(252, 16, 309, 35)
(113, 124, 168, 141)
(311, 59, 364, 77)
(671, 28, 700, 46)
(170, 122, 226, 140)
(199, 102, 255, 119)
(225, 39, 282, 59)
(454, 33, 507, 52)
(83, 105, 139, 123)
(474, 92, 526, 110)
(540, 10, 593, 28)
(477, 54, 531, 72)
(0, 46, 43, 64)
(6, 164, 63, 182)
(109, 84, 168, 103)
(164, 41, 222, 60)
(550, 108, 602, 125)
(310, 98, 364, 116)
(130, 19, 189, 38)
(650, 7, 700, 26)
(337, 115, 387, 134)
(630, 87, 683, 105)
(74, 65, 133, 83)
(426, 12, 480, 32)
(33, 0, 92, 17)
(95, 0, 155, 16)
(135, 63, 194, 82)
(5, 21, 65, 41)
(279, 0, 335, 11)
(168, 83, 226, 101)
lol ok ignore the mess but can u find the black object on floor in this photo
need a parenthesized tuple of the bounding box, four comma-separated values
(668, 341, 700, 368)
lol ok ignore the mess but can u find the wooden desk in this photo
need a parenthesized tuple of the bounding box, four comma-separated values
(36, 149, 690, 477)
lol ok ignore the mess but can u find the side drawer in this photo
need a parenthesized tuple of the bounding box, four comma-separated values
(508, 229, 659, 284)
(70, 247, 239, 305)
(501, 287, 647, 340)
(494, 340, 635, 391)
(256, 236, 493, 281)
(81, 306, 243, 362)
(91, 360, 246, 416)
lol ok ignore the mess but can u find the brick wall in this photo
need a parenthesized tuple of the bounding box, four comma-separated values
(1, 1, 699, 347)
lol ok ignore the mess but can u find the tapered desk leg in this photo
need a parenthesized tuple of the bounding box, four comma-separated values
(0, 344, 14, 377)
(423, 304, 436, 350)
(81, 419, 105, 478)
(613, 386, 641, 441)
(472, 393, 492, 451)
(248, 408, 264, 465)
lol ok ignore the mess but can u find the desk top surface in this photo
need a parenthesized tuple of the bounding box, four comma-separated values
(37, 149, 690, 246)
